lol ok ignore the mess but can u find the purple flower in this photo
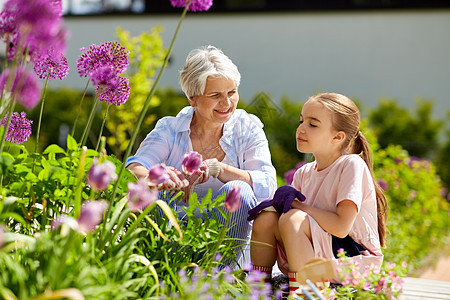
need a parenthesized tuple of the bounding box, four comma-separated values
(170, 0, 213, 11)
(0, 111, 32, 144)
(181, 151, 202, 175)
(32, 48, 69, 80)
(148, 164, 170, 186)
(77, 200, 108, 233)
(284, 169, 296, 185)
(378, 178, 388, 191)
(89, 65, 119, 88)
(96, 76, 130, 106)
(76, 41, 129, 78)
(0, 9, 16, 36)
(0, 67, 42, 109)
(51, 215, 78, 231)
(127, 179, 157, 212)
(2, 0, 67, 57)
(224, 186, 241, 212)
(87, 158, 118, 191)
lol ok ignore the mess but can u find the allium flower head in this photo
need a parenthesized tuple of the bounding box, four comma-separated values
(87, 158, 118, 191)
(182, 151, 202, 175)
(0, 111, 32, 144)
(224, 185, 241, 212)
(77, 200, 108, 233)
(96, 76, 130, 106)
(2, 0, 67, 57)
(0, 9, 16, 36)
(76, 41, 129, 77)
(148, 164, 170, 186)
(32, 48, 69, 80)
(0, 67, 42, 109)
(89, 65, 119, 88)
(127, 179, 157, 212)
(170, 0, 213, 11)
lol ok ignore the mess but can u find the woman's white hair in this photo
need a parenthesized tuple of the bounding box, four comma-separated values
(179, 45, 241, 99)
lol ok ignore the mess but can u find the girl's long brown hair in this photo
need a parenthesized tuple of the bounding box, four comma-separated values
(310, 93, 388, 247)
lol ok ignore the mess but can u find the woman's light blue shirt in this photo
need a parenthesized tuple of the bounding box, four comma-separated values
(126, 106, 276, 202)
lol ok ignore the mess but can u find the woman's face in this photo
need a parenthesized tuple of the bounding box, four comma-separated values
(189, 76, 239, 126)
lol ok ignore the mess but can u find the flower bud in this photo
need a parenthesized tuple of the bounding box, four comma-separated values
(181, 151, 202, 175)
(87, 158, 118, 191)
(148, 164, 170, 185)
(77, 200, 108, 233)
(127, 179, 157, 212)
(224, 186, 242, 213)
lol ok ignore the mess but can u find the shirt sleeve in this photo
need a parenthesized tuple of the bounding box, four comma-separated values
(337, 155, 372, 212)
(125, 118, 172, 170)
(243, 122, 277, 202)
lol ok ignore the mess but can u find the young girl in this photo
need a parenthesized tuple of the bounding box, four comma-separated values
(249, 92, 388, 294)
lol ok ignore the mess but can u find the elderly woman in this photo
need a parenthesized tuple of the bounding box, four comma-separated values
(126, 45, 276, 265)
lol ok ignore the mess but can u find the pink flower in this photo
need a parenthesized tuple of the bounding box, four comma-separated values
(0, 67, 42, 109)
(148, 164, 170, 186)
(170, 0, 213, 11)
(87, 159, 118, 191)
(127, 180, 157, 212)
(96, 76, 130, 106)
(51, 215, 78, 231)
(224, 186, 241, 212)
(32, 47, 69, 80)
(0, 111, 32, 144)
(181, 151, 202, 175)
(77, 200, 108, 233)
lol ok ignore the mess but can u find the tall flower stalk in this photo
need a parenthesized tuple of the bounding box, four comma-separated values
(112, 3, 191, 200)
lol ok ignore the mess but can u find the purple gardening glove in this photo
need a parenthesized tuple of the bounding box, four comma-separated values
(247, 185, 306, 221)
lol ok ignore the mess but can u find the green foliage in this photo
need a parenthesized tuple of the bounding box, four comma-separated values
(373, 145, 450, 269)
(368, 98, 443, 159)
(105, 27, 167, 157)
(240, 92, 307, 176)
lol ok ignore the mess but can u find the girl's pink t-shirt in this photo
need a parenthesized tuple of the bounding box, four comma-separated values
(289, 154, 383, 276)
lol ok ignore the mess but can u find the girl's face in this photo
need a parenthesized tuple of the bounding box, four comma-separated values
(296, 99, 342, 155)
(189, 76, 239, 126)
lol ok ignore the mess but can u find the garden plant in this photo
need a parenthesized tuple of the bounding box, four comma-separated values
(0, 0, 449, 299)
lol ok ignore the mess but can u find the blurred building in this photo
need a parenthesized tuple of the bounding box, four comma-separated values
(55, 1, 450, 117)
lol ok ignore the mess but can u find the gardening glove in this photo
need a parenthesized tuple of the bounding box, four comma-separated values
(181, 161, 210, 203)
(247, 185, 306, 221)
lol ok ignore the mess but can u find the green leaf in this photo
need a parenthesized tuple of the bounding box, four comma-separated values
(43, 144, 66, 155)
(66, 134, 78, 151)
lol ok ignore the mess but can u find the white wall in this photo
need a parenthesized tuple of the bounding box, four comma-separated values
(61, 9, 450, 117)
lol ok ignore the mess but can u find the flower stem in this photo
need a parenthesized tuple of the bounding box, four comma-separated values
(95, 103, 110, 151)
(80, 95, 100, 147)
(34, 74, 49, 153)
(0, 99, 16, 153)
(71, 79, 90, 139)
(111, 4, 190, 201)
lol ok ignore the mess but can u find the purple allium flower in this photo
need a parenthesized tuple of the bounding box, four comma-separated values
(127, 179, 157, 212)
(96, 75, 130, 106)
(2, 0, 67, 57)
(377, 178, 388, 191)
(170, 0, 213, 11)
(51, 214, 78, 231)
(181, 151, 203, 175)
(89, 65, 119, 88)
(148, 164, 170, 186)
(224, 186, 241, 213)
(32, 48, 69, 80)
(76, 41, 129, 77)
(0, 111, 32, 144)
(77, 200, 108, 233)
(86, 158, 118, 191)
(0, 67, 42, 109)
(0, 9, 16, 36)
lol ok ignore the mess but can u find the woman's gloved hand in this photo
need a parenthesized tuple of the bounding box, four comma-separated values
(247, 185, 306, 221)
